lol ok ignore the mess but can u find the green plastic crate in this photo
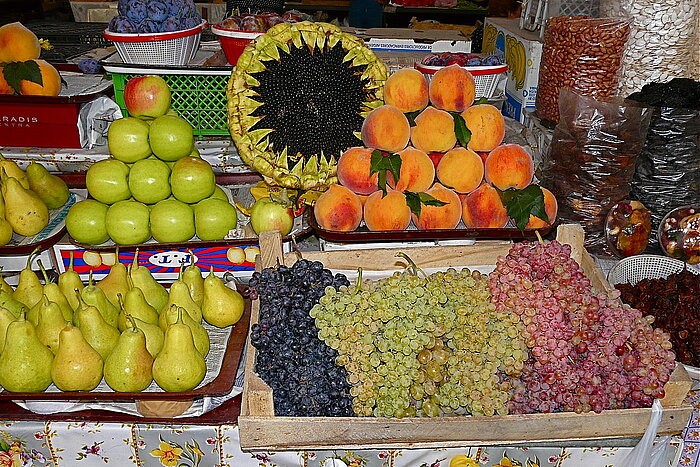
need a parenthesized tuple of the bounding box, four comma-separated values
(110, 72, 231, 138)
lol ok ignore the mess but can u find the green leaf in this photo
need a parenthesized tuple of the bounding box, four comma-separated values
(405, 110, 420, 126)
(474, 97, 489, 105)
(498, 184, 549, 231)
(369, 150, 402, 196)
(404, 191, 447, 217)
(453, 113, 471, 148)
(3, 60, 42, 94)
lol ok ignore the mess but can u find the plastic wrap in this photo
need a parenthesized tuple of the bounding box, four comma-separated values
(534, 16, 631, 124)
(539, 89, 651, 254)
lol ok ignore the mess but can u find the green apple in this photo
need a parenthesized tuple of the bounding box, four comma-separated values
(250, 197, 294, 236)
(194, 198, 237, 241)
(129, 158, 171, 205)
(65, 199, 109, 245)
(149, 115, 194, 162)
(105, 200, 151, 245)
(170, 156, 215, 204)
(107, 117, 152, 163)
(209, 185, 228, 201)
(86, 159, 131, 205)
(150, 199, 195, 243)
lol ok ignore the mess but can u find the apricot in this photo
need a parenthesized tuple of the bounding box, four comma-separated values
(337, 147, 379, 195)
(363, 189, 411, 231)
(389, 146, 435, 193)
(484, 144, 534, 190)
(411, 183, 462, 230)
(461, 183, 509, 228)
(429, 64, 476, 112)
(384, 68, 429, 113)
(461, 104, 506, 152)
(526, 185, 558, 229)
(410, 106, 456, 153)
(19, 60, 61, 97)
(0, 67, 13, 95)
(361, 105, 410, 153)
(436, 147, 484, 194)
(0, 22, 40, 63)
(313, 184, 363, 232)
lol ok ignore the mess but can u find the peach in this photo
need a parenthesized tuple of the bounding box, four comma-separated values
(0, 67, 13, 94)
(361, 105, 410, 153)
(410, 106, 456, 153)
(526, 185, 558, 229)
(411, 183, 462, 230)
(337, 147, 379, 195)
(436, 147, 484, 194)
(19, 60, 61, 97)
(429, 64, 476, 112)
(384, 68, 429, 113)
(363, 189, 411, 231)
(0, 22, 40, 63)
(484, 144, 534, 190)
(314, 184, 363, 232)
(461, 183, 509, 228)
(461, 104, 506, 152)
(389, 146, 435, 193)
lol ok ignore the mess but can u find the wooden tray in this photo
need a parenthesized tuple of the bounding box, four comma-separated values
(238, 225, 693, 451)
(308, 211, 555, 243)
(0, 285, 250, 404)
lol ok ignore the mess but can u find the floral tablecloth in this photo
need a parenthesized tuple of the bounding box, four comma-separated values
(5, 389, 700, 467)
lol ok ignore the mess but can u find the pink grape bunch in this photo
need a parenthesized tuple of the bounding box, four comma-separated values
(488, 240, 676, 414)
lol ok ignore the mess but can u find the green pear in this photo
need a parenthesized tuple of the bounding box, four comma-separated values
(0, 307, 17, 351)
(51, 323, 103, 391)
(35, 296, 68, 354)
(128, 250, 168, 312)
(0, 195, 12, 246)
(1, 170, 49, 237)
(202, 267, 245, 328)
(152, 307, 206, 392)
(182, 253, 204, 307)
(161, 278, 202, 323)
(0, 290, 28, 318)
(104, 314, 153, 392)
(0, 266, 12, 295)
(0, 313, 54, 392)
(26, 162, 70, 210)
(132, 314, 164, 358)
(58, 251, 84, 311)
(96, 251, 129, 308)
(78, 271, 119, 328)
(12, 248, 43, 309)
(37, 259, 73, 322)
(0, 154, 28, 189)
(75, 296, 120, 361)
(117, 278, 159, 331)
(159, 304, 209, 356)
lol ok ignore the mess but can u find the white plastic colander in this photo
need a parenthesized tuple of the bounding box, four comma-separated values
(607, 254, 700, 287)
(103, 21, 207, 66)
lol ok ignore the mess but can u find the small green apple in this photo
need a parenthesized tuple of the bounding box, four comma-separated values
(65, 199, 109, 245)
(105, 200, 151, 245)
(129, 158, 171, 205)
(107, 117, 152, 163)
(149, 115, 194, 162)
(150, 199, 195, 243)
(250, 197, 294, 236)
(170, 156, 215, 204)
(86, 159, 131, 205)
(209, 185, 228, 201)
(194, 198, 237, 241)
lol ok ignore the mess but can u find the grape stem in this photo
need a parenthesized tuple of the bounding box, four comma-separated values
(535, 230, 545, 244)
(353, 268, 363, 294)
(396, 252, 427, 278)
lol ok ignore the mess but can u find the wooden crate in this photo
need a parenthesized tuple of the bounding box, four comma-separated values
(239, 224, 693, 451)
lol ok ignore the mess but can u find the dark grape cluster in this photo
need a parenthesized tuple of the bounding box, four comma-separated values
(249, 259, 354, 416)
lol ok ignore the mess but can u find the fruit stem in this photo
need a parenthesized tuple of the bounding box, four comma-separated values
(396, 252, 427, 278)
(37, 258, 50, 283)
(25, 247, 40, 271)
(68, 251, 75, 272)
(117, 293, 125, 311)
(130, 249, 140, 272)
(354, 268, 363, 294)
(535, 231, 545, 244)
(124, 312, 137, 331)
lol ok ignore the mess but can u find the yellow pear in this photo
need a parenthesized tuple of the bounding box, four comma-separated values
(182, 252, 204, 307)
(37, 259, 73, 322)
(58, 251, 84, 311)
(75, 295, 120, 361)
(13, 248, 43, 309)
(35, 295, 68, 354)
(0, 154, 29, 189)
(26, 162, 70, 209)
(96, 250, 129, 309)
(1, 169, 48, 237)
(128, 250, 168, 312)
(104, 314, 153, 392)
(159, 304, 209, 356)
(202, 267, 244, 328)
(0, 313, 54, 392)
(51, 323, 103, 391)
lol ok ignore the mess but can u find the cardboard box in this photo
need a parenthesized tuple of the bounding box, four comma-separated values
(483, 17, 543, 123)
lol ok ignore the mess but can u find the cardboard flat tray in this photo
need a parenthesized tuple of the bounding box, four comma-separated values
(0, 285, 250, 402)
(238, 224, 693, 451)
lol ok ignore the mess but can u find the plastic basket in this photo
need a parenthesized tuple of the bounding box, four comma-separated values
(103, 21, 207, 66)
(414, 63, 508, 100)
(607, 254, 700, 287)
(211, 24, 263, 65)
(109, 68, 230, 138)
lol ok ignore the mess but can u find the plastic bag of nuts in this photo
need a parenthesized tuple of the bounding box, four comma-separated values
(535, 16, 632, 125)
(538, 89, 652, 255)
